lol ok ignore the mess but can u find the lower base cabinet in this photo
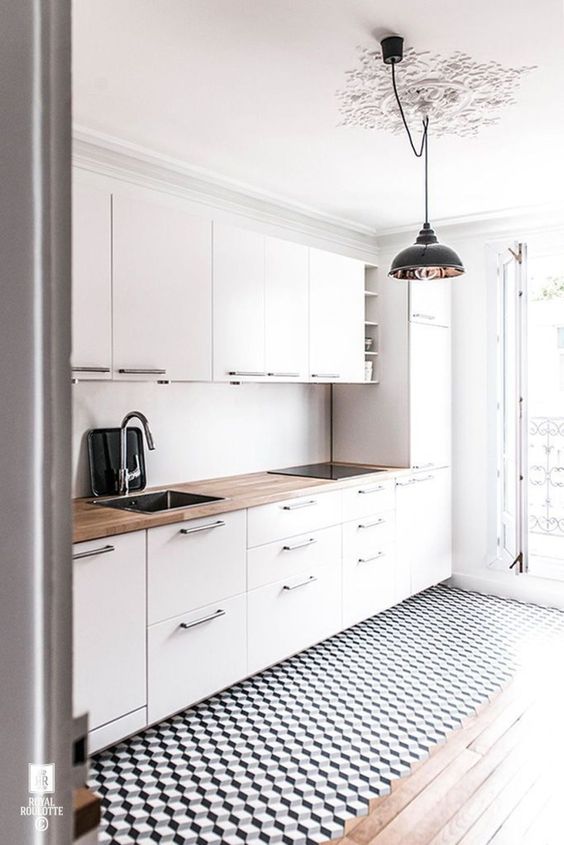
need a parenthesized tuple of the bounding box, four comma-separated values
(73, 531, 146, 750)
(247, 558, 341, 675)
(148, 593, 247, 724)
(342, 544, 396, 629)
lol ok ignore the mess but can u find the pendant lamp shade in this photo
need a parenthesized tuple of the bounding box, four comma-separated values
(388, 223, 465, 280)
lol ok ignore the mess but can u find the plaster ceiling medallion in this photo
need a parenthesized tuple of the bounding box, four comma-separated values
(337, 45, 536, 138)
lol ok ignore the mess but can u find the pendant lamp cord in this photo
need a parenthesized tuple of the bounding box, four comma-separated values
(390, 60, 430, 224)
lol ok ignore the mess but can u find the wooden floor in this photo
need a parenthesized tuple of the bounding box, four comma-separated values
(326, 667, 564, 845)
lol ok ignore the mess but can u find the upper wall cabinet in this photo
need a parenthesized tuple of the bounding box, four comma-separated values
(309, 248, 365, 383)
(71, 176, 112, 380)
(409, 278, 451, 327)
(213, 224, 265, 381)
(113, 190, 212, 382)
(264, 236, 309, 381)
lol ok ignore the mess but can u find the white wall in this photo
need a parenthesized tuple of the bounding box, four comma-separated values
(72, 381, 330, 497)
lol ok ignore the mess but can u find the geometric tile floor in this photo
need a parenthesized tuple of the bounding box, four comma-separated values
(89, 586, 564, 844)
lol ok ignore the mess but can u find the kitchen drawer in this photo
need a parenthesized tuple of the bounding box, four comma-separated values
(343, 512, 395, 561)
(248, 525, 341, 590)
(343, 543, 396, 629)
(247, 559, 341, 674)
(247, 490, 342, 548)
(148, 593, 247, 724)
(342, 479, 395, 522)
(148, 510, 246, 624)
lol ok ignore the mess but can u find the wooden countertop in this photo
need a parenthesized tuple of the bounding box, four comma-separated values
(73, 465, 410, 544)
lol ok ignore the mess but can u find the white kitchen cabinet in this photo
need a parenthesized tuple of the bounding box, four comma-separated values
(73, 531, 146, 738)
(395, 468, 452, 599)
(247, 524, 341, 590)
(213, 223, 265, 381)
(342, 543, 396, 629)
(410, 278, 451, 327)
(113, 190, 212, 382)
(265, 236, 309, 381)
(247, 490, 342, 547)
(247, 559, 341, 675)
(410, 321, 451, 470)
(309, 248, 365, 383)
(147, 510, 246, 624)
(71, 175, 112, 380)
(148, 593, 247, 724)
(341, 479, 395, 522)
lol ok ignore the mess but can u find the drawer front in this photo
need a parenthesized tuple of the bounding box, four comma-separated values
(247, 559, 341, 674)
(247, 490, 342, 548)
(343, 513, 395, 561)
(343, 543, 396, 629)
(248, 525, 341, 590)
(73, 531, 146, 732)
(342, 480, 395, 522)
(148, 594, 247, 724)
(148, 510, 246, 624)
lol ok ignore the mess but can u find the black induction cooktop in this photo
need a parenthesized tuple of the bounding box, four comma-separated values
(268, 462, 385, 480)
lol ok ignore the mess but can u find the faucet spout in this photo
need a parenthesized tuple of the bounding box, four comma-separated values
(118, 410, 156, 495)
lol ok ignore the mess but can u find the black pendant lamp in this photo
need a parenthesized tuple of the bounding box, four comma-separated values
(382, 36, 465, 281)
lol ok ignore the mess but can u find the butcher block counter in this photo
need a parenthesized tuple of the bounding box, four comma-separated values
(72, 465, 408, 543)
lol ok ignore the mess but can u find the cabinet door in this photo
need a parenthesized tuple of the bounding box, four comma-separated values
(264, 236, 309, 381)
(73, 531, 146, 732)
(410, 278, 451, 327)
(113, 191, 212, 382)
(309, 248, 364, 383)
(410, 321, 451, 469)
(213, 223, 265, 381)
(71, 175, 112, 380)
(395, 469, 452, 599)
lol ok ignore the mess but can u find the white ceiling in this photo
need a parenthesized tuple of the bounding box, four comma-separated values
(72, 0, 564, 232)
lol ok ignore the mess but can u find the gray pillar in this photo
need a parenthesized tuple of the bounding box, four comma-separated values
(0, 0, 73, 842)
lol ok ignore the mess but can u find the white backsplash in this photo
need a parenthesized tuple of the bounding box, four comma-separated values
(72, 381, 331, 498)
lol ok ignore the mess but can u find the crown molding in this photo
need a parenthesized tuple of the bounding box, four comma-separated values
(72, 125, 379, 261)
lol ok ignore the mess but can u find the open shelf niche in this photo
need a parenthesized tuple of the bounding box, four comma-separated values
(363, 265, 379, 383)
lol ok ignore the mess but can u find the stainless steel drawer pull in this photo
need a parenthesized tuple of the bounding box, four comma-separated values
(311, 373, 340, 379)
(412, 463, 434, 470)
(414, 474, 435, 483)
(71, 366, 110, 374)
(358, 485, 385, 494)
(179, 609, 226, 630)
(228, 371, 265, 377)
(412, 313, 436, 320)
(267, 372, 300, 378)
(358, 518, 385, 529)
(283, 575, 317, 591)
(282, 500, 317, 510)
(180, 520, 225, 535)
(72, 544, 115, 561)
(358, 552, 385, 564)
(118, 368, 167, 375)
(396, 478, 415, 487)
(283, 538, 317, 551)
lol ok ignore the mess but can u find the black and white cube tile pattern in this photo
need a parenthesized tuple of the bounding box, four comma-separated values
(90, 586, 564, 844)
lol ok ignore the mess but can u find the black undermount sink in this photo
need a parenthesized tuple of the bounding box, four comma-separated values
(91, 490, 225, 513)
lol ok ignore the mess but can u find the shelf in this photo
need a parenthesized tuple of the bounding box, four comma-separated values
(364, 379, 379, 384)
(364, 321, 378, 327)
(364, 290, 378, 297)
(364, 351, 378, 356)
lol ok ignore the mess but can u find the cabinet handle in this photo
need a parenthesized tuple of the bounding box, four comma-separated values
(228, 371, 265, 377)
(358, 485, 385, 494)
(412, 463, 434, 470)
(358, 552, 385, 564)
(283, 575, 317, 591)
(396, 478, 416, 487)
(180, 520, 225, 535)
(282, 499, 317, 510)
(71, 366, 110, 374)
(267, 372, 300, 378)
(118, 368, 167, 375)
(311, 373, 340, 379)
(72, 544, 115, 561)
(413, 474, 435, 483)
(283, 537, 317, 551)
(411, 313, 436, 321)
(179, 609, 226, 630)
(358, 518, 385, 529)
